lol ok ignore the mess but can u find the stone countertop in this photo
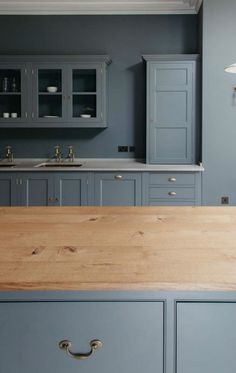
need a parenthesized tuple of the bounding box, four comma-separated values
(0, 206, 235, 291)
(0, 158, 204, 172)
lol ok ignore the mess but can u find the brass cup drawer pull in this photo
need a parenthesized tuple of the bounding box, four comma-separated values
(168, 177, 176, 182)
(168, 191, 177, 196)
(114, 175, 123, 180)
(59, 339, 103, 360)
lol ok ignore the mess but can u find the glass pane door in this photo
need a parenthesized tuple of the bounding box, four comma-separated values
(72, 69, 97, 119)
(0, 69, 22, 120)
(36, 68, 64, 120)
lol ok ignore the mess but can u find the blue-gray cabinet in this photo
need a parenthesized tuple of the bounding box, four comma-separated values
(94, 172, 142, 206)
(143, 171, 202, 205)
(0, 63, 29, 123)
(177, 302, 236, 373)
(0, 173, 17, 206)
(0, 170, 202, 206)
(0, 55, 111, 128)
(143, 55, 200, 164)
(1, 292, 236, 373)
(54, 173, 88, 206)
(0, 172, 88, 206)
(0, 299, 163, 373)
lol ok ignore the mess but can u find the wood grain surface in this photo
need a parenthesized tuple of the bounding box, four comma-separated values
(0, 206, 236, 291)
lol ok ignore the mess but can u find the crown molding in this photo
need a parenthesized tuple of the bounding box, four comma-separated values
(0, 0, 203, 15)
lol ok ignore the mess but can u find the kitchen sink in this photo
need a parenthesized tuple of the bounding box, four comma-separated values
(35, 162, 83, 168)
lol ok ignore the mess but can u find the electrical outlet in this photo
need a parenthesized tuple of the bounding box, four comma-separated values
(129, 146, 136, 152)
(118, 146, 128, 152)
(221, 196, 229, 205)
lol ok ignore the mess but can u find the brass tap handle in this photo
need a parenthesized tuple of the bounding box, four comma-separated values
(5, 146, 13, 162)
(54, 145, 62, 161)
(59, 339, 103, 360)
(67, 145, 75, 161)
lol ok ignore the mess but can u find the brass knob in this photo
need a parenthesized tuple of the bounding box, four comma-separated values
(59, 339, 103, 360)
(168, 177, 176, 182)
(168, 192, 177, 196)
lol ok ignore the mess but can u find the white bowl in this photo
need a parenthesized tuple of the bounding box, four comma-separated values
(47, 86, 58, 93)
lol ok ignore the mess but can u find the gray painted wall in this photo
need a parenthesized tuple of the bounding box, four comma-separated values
(0, 15, 199, 159)
(202, 0, 236, 205)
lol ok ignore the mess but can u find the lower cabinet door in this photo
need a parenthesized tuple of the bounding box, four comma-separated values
(0, 173, 17, 206)
(54, 173, 88, 206)
(0, 301, 163, 373)
(20, 172, 54, 206)
(177, 302, 236, 373)
(94, 172, 142, 206)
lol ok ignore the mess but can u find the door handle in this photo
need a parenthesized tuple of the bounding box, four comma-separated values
(59, 339, 103, 360)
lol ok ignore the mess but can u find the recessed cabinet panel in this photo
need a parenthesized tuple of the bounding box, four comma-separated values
(21, 173, 54, 206)
(94, 173, 142, 206)
(54, 173, 88, 206)
(0, 174, 17, 206)
(177, 302, 236, 373)
(156, 68, 188, 86)
(154, 128, 188, 161)
(155, 91, 188, 126)
(0, 301, 164, 373)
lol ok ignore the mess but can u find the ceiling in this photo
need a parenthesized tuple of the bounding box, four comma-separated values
(0, 0, 203, 15)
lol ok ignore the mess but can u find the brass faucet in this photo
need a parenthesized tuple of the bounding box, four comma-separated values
(5, 146, 13, 162)
(67, 146, 75, 162)
(54, 145, 62, 162)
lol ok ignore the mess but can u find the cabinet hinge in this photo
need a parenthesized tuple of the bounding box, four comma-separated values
(86, 179, 89, 185)
(31, 112, 35, 119)
(24, 68, 27, 74)
(32, 69, 34, 75)
(16, 179, 18, 185)
(25, 112, 28, 119)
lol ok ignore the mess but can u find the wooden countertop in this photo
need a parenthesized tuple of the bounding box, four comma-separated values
(1, 206, 236, 291)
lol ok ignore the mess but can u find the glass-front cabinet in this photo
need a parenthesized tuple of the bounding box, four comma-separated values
(0, 64, 28, 123)
(32, 66, 67, 123)
(0, 56, 111, 128)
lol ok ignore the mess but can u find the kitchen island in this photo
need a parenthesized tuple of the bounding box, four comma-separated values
(1, 206, 236, 373)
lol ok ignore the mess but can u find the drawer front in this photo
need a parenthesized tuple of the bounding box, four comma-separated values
(177, 302, 236, 373)
(149, 187, 195, 200)
(0, 301, 164, 373)
(149, 200, 195, 206)
(149, 172, 195, 186)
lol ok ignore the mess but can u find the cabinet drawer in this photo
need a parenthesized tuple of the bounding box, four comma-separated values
(149, 172, 195, 186)
(0, 301, 164, 373)
(149, 187, 195, 200)
(149, 200, 195, 206)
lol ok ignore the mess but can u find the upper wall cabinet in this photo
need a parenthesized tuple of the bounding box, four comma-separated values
(0, 55, 111, 128)
(143, 55, 200, 164)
